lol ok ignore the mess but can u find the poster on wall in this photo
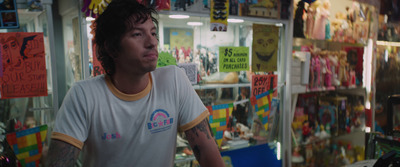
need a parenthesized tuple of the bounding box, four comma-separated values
(251, 24, 279, 72)
(169, 28, 193, 63)
(0, 32, 47, 99)
(0, 0, 19, 29)
(251, 74, 277, 97)
(210, 0, 229, 32)
(219, 46, 249, 72)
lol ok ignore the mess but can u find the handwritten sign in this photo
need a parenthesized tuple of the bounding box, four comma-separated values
(219, 46, 249, 72)
(252, 24, 279, 72)
(0, 32, 47, 99)
(92, 42, 105, 77)
(251, 74, 277, 97)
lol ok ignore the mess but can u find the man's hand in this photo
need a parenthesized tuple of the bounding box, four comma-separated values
(185, 119, 225, 167)
(45, 139, 80, 167)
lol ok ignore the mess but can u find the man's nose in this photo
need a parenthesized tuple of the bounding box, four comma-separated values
(145, 34, 158, 49)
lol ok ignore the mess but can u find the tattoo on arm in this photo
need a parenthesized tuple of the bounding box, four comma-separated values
(46, 139, 81, 167)
(190, 119, 212, 139)
(185, 119, 215, 161)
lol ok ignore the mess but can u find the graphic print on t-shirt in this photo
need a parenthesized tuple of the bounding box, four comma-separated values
(147, 109, 174, 134)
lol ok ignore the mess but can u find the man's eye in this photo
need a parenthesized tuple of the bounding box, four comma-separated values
(132, 33, 141, 37)
(152, 32, 158, 37)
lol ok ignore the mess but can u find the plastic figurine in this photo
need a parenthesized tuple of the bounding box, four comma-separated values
(306, 1, 320, 38)
(319, 51, 327, 88)
(305, 144, 313, 164)
(309, 51, 315, 88)
(323, 0, 331, 40)
(322, 51, 334, 89)
(292, 146, 305, 163)
(327, 51, 341, 86)
(302, 120, 312, 142)
(313, 51, 321, 89)
(338, 51, 349, 86)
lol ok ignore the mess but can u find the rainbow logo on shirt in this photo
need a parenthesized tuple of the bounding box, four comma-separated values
(147, 109, 174, 134)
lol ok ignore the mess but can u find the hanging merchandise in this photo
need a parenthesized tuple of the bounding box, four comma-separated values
(250, 89, 274, 130)
(177, 63, 198, 84)
(210, 0, 229, 32)
(219, 46, 249, 72)
(27, 0, 43, 11)
(251, 24, 279, 72)
(81, 0, 112, 18)
(6, 125, 48, 167)
(207, 103, 233, 148)
(0, 0, 19, 29)
(237, 0, 279, 18)
(0, 32, 47, 99)
(171, 0, 206, 12)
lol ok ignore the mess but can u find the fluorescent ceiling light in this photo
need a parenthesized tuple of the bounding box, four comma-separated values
(187, 22, 203, 26)
(227, 19, 244, 23)
(169, 15, 190, 19)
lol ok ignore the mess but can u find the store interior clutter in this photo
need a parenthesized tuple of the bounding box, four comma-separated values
(290, 0, 380, 166)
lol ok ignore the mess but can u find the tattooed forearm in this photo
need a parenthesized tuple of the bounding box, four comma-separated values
(185, 118, 225, 167)
(46, 139, 80, 167)
(190, 119, 211, 139)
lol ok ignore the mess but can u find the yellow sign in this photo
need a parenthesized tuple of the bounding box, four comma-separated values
(219, 46, 249, 72)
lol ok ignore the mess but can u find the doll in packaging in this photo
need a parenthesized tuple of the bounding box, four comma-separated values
(306, 1, 320, 38)
(338, 51, 349, 86)
(312, 0, 330, 40)
(327, 51, 341, 86)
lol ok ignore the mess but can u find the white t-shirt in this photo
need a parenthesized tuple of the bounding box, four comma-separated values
(51, 65, 208, 167)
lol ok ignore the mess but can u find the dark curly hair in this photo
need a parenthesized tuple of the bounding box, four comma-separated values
(94, 0, 158, 76)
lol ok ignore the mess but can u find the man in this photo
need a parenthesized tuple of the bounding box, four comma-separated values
(46, 0, 224, 166)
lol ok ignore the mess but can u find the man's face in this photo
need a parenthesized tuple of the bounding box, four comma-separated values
(115, 17, 158, 75)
